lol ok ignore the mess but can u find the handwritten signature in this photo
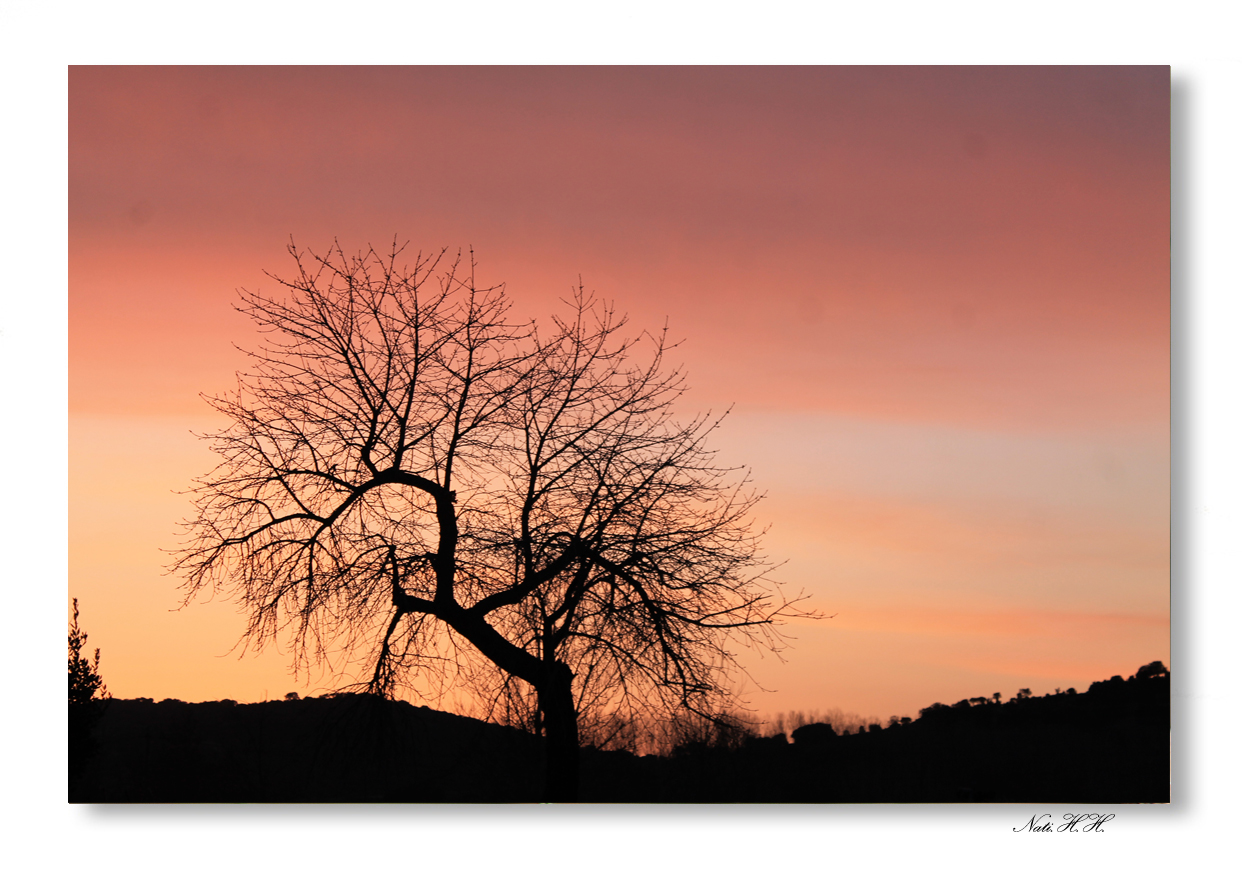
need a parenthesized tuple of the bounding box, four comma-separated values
(1014, 814, 1115, 833)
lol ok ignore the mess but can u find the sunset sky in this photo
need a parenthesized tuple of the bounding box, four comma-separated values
(68, 66, 1169, 723)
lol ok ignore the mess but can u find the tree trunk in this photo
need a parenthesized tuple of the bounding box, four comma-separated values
(538, 661, 579, 802)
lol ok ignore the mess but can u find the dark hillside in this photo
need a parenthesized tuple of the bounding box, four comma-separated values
(73, 693, 542, 802)
(71, 663, 1169, 803)
(630, 665, 1170, 803)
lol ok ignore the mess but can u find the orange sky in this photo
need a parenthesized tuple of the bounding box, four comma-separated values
(68, 66, 1169, 722)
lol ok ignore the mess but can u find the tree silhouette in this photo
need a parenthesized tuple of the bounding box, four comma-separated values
(173, 242, 810, 801)
(68, 598, 109, 791)
(1136, 660, 1168, 680)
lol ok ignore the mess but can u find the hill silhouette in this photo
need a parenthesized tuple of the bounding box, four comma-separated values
(631, 661, 1170, 803)
(70, 662, 1169, 803)
(71, 693, 542, 802)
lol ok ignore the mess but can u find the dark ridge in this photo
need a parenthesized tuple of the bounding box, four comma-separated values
(72, 693, 542, 803)
(70, 662, 1169, 803)
(635, 661, 1171, 803)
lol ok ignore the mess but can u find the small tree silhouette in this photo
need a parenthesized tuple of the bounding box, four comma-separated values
(68, 599, 109, 791)
(172, 242, 814, 801)
(1136, 660, 1169, 680)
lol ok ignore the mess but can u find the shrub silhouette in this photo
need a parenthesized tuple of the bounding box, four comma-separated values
(791, 722, 838, 746)
(1136, 660, 1168, 680)
(68, 599, 109, 795)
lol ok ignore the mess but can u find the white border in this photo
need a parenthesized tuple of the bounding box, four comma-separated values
(6, 2, 1237, 871)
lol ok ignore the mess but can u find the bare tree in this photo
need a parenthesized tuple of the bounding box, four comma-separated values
(173, 241, 811, 800)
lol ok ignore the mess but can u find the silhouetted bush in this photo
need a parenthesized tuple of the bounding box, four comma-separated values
(1136, 661, 1168, 680)
(68, 599, 109, 798)
(791, 722, 838, 746)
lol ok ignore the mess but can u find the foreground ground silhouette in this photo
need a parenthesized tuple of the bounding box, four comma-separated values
(71, 663, 1169, 803)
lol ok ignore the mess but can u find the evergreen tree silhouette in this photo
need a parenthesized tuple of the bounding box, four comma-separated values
(68, 599, 109, 796)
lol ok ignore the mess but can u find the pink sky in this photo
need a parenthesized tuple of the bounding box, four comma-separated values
(69, 66, 1168, 722)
